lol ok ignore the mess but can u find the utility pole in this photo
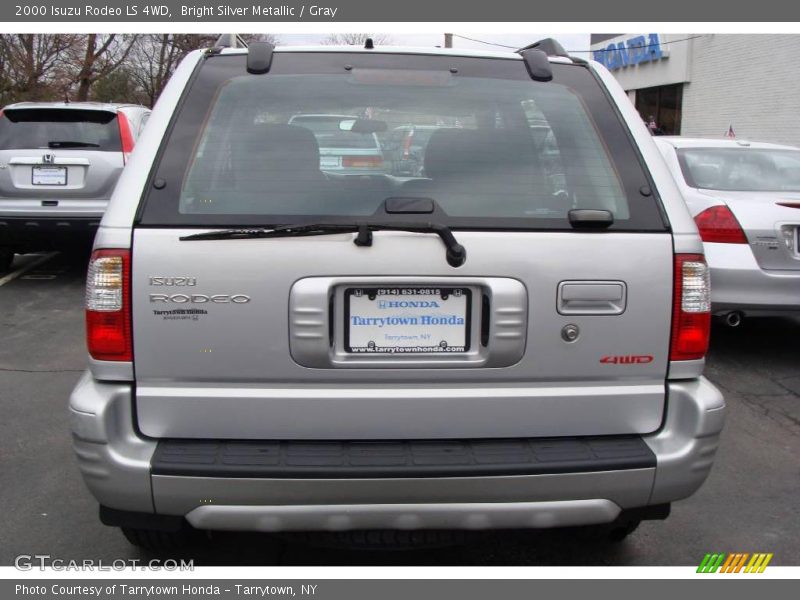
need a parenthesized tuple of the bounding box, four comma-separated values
(444, 33, 453, 48)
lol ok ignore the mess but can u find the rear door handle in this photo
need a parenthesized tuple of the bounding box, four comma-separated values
(557, 281, 627, 315)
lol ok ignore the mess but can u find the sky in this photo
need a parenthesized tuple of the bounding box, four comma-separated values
(273, 33, 592, 54)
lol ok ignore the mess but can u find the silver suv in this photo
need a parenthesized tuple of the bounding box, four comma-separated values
(0, 102, 150, 272)
(69, 39, 725, 551)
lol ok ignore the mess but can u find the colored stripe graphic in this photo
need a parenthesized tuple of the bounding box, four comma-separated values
(710, 553, 726, 573)
(759, 554, 774, 573)
(697, 553, 727, 573)
(720, 553, 736, 573)
(697, 554, 713, 573)
(733, 553, 749, 573)
(699, 552, 773, 573)
(745, 553, 774, 573)
(745, 554, 759, 573)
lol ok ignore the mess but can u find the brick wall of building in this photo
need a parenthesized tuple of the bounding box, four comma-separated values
(680, 34, 800, 146)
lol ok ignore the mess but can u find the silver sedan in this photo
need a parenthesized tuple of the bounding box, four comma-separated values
(655, 137, 800, 324)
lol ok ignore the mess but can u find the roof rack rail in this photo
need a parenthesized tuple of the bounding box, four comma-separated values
(517, 38, 569, 58)
(215, 34, 249, 49)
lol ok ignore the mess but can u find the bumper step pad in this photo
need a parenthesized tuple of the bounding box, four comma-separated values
(151, 436, 656, 479)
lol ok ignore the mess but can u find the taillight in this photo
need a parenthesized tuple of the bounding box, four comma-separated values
(402, 130, 415, 159)
(117, 111, 135, 164)
(86, 249, 132, 362)
(342, 156, 384, 168)
(694, 205, 747, 243)
(671, 254, 711, 361)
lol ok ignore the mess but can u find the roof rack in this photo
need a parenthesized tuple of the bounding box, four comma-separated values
(518, 49, 553, 82)
(215, 34, 249, 49)
(517, 38, 569, 58)
(247, 41, 275, 74)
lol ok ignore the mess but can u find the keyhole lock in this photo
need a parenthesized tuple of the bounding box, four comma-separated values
(561, 324, 580, 343)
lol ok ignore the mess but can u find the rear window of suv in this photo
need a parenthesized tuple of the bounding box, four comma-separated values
(139, 52, 667, 231)
(0, 108, 122, 152)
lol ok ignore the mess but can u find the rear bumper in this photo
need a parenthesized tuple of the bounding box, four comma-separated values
(69, 374, 725, 531)
(0, 215, 101, 250)
(705, 242, 800, 315)
(0, 197, 108, 218)
(185, 500, 624, 532)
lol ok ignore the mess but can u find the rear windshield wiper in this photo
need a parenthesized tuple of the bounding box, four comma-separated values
(47, 141, 100, 148)
(180, 222, 467, 267)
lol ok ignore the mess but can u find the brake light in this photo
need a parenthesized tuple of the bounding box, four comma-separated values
(342, 156, 384, 168)
(694, 205, 747, 243)
(86, 249, 132, 362)
(117, 111, 135, 164)
(670, 254, 711, 361)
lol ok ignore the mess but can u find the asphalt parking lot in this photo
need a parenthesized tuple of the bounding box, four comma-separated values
(1, 251, 798, 566)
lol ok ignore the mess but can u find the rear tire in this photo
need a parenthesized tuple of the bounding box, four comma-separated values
(121, 526, 202, 552)
(0, 247, 13, 274)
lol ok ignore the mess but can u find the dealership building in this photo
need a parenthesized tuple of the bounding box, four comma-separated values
(590, 34, 800, 146)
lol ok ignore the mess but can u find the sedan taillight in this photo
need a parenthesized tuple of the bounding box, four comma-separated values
(86, 249, 132, 362)
(117, 111, 135, 164)
(670, 254, 711, 361)
(694, 205, 747, 244)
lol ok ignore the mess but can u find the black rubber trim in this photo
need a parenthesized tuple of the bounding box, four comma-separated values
(0, 216, 100, 230)
(0, 216, 100, 249)
(151, 435, 656, 479)
(618, 503, 671, 522)
(100, 505, 184, 532)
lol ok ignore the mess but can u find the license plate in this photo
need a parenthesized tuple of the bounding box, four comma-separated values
(345, 287, 471, 354)
(32, 166, 67, 186)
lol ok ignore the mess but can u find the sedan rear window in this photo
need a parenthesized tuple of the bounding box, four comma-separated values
(140, 53, 666, 231)
(0, 109, 122, 152)
(287, 115, 380, 149)
(678, 147, 800, 192)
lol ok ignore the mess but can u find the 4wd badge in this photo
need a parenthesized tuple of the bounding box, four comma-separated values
(600, 355, 654, 365)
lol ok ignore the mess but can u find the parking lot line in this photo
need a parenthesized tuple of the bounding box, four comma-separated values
(0, 252, 58, 288)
